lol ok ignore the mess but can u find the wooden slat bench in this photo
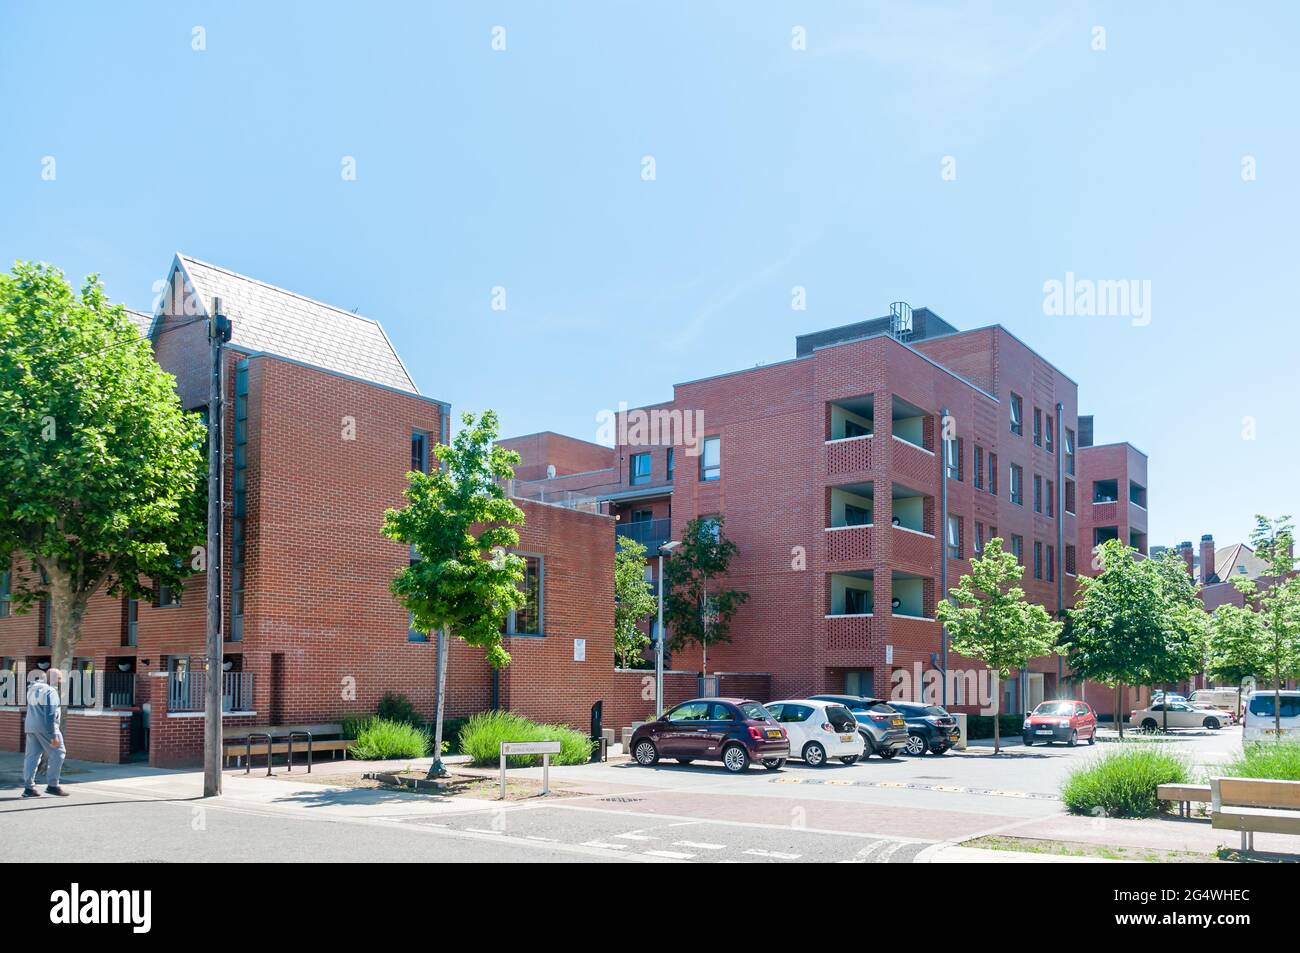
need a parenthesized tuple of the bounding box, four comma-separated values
(1211, 777, 1300, 851)
(224, 738, 354, 767)
(1156, 783, 1212, 817)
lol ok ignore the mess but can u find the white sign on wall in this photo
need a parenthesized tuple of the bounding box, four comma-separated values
(573, 638, 586, 662)
(885, 644, 894, 665)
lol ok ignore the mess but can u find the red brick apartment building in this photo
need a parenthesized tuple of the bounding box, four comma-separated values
(0, 255, 628, 766)
(502, 305, 1147, 716)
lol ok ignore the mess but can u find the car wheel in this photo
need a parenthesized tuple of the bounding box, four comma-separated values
(1087, 729, 1097, 745)
(859, 734, 874, 758)
(1204, 718, 1221, 730)
(878, 748, 897, 760)
(1068, 730, 1078, 747)
(722, 744, 750, 773)
(904, 733, 928, 756)
(1022, 734, 1033, 747)
(675, 758, 694, 765)
(633, 740, 659, 766)
(1141, 718, 1158, 731)
(762, 758, 786, 771)
(839, 755, 860, 765)
(931, 745, 950, 756)
(803, 742, 827, 767)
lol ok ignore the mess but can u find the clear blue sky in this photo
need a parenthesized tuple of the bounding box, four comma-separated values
(2, 1, 1296, 548)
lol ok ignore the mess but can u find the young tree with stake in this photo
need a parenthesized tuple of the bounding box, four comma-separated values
(663, 516, 748, 677)
(382, 410, 526, 778)
(935, 537, 1062, 753)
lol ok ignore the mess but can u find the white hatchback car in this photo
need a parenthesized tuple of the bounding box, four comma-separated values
(1132, 701, 1234, 731)
(1242, 690, 1300, 745)
(764, 699, 865, 766)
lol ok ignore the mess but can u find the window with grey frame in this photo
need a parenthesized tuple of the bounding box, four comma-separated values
(700, 436, 720, 481)
(0, 567, 9, 618)
(506, 555, 543, 636)
(630, 451, 652, 485)
(666, 447, 675, 481)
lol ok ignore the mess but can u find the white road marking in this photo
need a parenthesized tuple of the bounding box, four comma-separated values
(674, 840, 726, 850)
(643, 849, 695, 859)
(615, 831, 656, 841)
(582, 840, 629, 850)
(743, 848, 800, 860)
(465, 827, 504, 835)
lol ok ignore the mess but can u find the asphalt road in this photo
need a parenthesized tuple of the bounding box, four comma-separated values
(0, 725, 1246, 863)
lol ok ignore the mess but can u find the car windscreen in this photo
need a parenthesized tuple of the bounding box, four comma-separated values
(1034, 701, 1075, 716)
(739, 702, 773, 721)
(1249, 694, 1300, 718)
(825, 705, 857, 731)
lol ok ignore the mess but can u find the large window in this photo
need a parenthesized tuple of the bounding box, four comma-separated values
(844, 587, 871, 615)
(507, 555, 543, 637)
(630, 452, 652, 485)
(700, 436, 721, 481)
(1093, 479, 1119, 503)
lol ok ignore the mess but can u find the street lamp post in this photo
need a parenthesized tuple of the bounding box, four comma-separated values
(656, 540, 681, 718)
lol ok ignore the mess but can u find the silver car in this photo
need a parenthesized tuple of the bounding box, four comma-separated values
(808, 694, 908, 759)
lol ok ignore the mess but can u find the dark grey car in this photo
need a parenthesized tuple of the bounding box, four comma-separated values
(808, 694, 908, 759)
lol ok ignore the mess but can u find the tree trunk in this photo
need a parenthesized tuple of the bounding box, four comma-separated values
(993, 698, 1001, 755)
(427, 626, 450, 779)
(48, 572, 88, 674)
(1276, 662, 1283, 737)
(1115, 683, 1124, 739)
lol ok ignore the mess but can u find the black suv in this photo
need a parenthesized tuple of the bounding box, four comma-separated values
(888, 700, 960, 756)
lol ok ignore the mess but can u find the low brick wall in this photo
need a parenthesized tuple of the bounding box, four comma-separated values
(146, 676, 258, 768)
(604, 670, 698, 735)
(62, 710, 132, 764)
(0, 709, 23, 752)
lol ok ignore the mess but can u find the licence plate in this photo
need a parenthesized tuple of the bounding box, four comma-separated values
(891, 719, 904, 726)
(766, 730, 782, 739)
(949, 733, 960, 743)
(1035, 729, 1053, 735)
(839, 734, 854, 743)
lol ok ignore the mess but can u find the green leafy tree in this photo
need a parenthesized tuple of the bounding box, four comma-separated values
(0, 262, 206, 671)
(613, 537, 657, 669)
(1207, 602, 1265, 686)
(1217, 514, 1300, 735)
(663, 516, 749, 675)
(936, 537, 1062, 753)
(382, 409, 526, 777)
(1064, 541, 1205, 738)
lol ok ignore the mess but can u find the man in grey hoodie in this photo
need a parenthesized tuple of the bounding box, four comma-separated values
(23, 668, 69, 797)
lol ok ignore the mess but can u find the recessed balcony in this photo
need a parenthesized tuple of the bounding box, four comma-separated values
(826, 571, 873, 617)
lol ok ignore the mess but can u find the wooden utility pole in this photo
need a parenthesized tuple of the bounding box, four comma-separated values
(204, 298, 231, 797)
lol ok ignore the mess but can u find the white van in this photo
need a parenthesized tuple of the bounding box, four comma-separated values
(1242, 690, 1300, 745)
(1189, 688, 1241, 721)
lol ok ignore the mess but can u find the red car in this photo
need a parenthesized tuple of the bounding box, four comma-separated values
(630, 698, 789, 772)
(1021, 700, 1098, 747)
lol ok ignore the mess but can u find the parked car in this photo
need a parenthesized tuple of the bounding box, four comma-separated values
(1149, 692, 1187, 706)
(1133, 701, 1233, 731)
(1022, 699, 1097, 746)
(808, 694, 908, 759)
(888, 700, 961, 756)
(1189, 688, 1242, 721)
(765, 699, 865, 766)
(630, 698, 789, 773)
(1242, 690, 1300, 745)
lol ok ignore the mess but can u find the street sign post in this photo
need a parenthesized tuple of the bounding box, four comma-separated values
(499, 740, 562, 799)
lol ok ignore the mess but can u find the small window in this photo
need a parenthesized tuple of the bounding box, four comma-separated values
(1011, 535, 1024, 563)
(973, 446, 984, 490)
(0, 568, 9, 618)
(1033, 474, 1042, 513)
(1033, 408, 1042, 447)
(700, 436, 721, 481)
(1047, 545, 1056, 582)
(974, 522, 985, 554)
(947, 516, 962, 560)
(411, 431, 429, 474)
(1093, 479, 1119, 504)
(1065, 428, 1075, 475)
(158, 582, 181, 608)
(989, 453, 999, 496)
(630, 452, 652, 485)
(1010, 464, 1023, 506)
(666, 448, 675, 481)
(843, 419, 870, 439)
(1046, 480, 1055, 518)
(1034, 541, 1043, 579)
(1010, 394, 1024, 435)
(630, 508, 653, 524)
(1045, 416, 1055, 454)
(945, 436, 960, 481)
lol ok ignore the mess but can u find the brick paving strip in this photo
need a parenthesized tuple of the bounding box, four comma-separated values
(771, 775, 1060, 800)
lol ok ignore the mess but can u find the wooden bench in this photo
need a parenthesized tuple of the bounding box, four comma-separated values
(1156, 783, 1212, 817)
(223, 738, 354, 767)
(1211, 777, 1300, 851)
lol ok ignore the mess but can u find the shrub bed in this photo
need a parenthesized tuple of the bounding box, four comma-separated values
(459, 711, 593, 767)
(1060, 745, 1189, 818)
(348, 717, 431, 760)
(964, 714, 1025, 740)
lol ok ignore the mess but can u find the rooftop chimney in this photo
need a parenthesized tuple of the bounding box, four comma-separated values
(1179, 541, 1194, 578)
(1200, 534, 1216, 585)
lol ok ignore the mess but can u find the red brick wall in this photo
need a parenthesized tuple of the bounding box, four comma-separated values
(0, 709, 22, 752)
(61, 711, 132, 764)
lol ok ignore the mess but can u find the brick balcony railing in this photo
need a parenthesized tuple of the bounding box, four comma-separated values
(825, 523, 873, 563)
(826, 434, 873, 475)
